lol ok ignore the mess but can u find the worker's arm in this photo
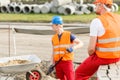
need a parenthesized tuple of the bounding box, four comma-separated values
(88, 36, 97, 56)
(72, 38, 83, 50)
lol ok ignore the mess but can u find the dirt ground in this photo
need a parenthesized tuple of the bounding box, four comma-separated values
(0, 29, 90, 80)
(0, 29, 89, 62)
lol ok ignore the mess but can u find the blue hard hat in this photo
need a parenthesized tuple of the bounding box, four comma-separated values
(52, 16, 63, 24)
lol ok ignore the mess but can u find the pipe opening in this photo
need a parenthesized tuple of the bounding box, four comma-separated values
(1, 6, 8, 13)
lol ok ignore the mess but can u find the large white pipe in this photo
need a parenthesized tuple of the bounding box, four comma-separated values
(52, 0, 72, 7)
(23, 4, 32, 14)
(33, 5, 43, 14)
(63, 5, 75, 15)
(58, 5, 65, 14)
(87, 4, 96, 12)
(14, 5, 24, 13)
(50, 6, 58, 13)
(8, 2, 17, 13)
(8, 5, 16, 13)
(111, 5, 115, 12)
(112, 3, 119, 12)
(78, 4, 91, 14)
(41, 2, 51, 14)
(17, 2, 23, 5)
(80, 0, 83, 5)
(1, 5, 9, 13)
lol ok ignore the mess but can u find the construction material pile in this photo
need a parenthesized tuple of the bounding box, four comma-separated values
(0, 59, 30, 67)
(0, 0, 119, 15)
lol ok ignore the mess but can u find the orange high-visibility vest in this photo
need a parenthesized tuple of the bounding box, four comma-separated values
(96, 12, 120, 58)
(52, 31, 74, 61)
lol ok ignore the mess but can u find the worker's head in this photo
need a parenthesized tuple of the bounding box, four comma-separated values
(51, 16, 63, 33)
(93, 0, 113, 5)
(52, 16, 63, 25)
(93, 0, 113, 15)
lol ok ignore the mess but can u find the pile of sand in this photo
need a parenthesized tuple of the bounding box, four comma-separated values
(0, 59, 30, 67)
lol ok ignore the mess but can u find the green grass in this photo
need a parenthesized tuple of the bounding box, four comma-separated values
(0, 8, 120, 23)
(0, 13, 96, 23)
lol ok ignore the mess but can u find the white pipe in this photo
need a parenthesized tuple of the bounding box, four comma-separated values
(112, 3, 119, 12)
(111, 5, 115, 12)
(17, 2, 23, 5)
(58, 5, 65, 14)
(52, 0, 72, 7)
(63, 5, 75, 15)
(23, 4, 32, 14)
(8, 5, 15, 13)
(78, 4, 91, 14)
(87, 4, 96, 12)
(14, 5, 24, 13)
(1, 5, 8, 13)
(33, 5, 43, 14)
(80, 0, 83, 5)
(41, 2, 51, 14)
(50, 6, 58, 13)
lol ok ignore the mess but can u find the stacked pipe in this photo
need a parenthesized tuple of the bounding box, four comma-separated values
(8, 2, 17, 13)
(0, 1, 119, 15)
(111, 3, 119, 12)
(52, 0, 72, 7)
(14, 2, 23, 13)
(1, 5, 8, 13)
(41, 2, 52, 14)
(33, 5, 43, 14)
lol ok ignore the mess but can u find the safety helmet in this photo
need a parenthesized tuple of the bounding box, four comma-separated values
(52, 16, 63, 24)
(93, 0, 113, 5)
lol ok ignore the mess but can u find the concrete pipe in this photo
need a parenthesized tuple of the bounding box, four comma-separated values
(63, 5, 75, 15)
(78, 4, 91, 14)
(23, 5, 32, 14)
(50, 6, 58, 13)
(1, 5, 9, 13)
(52, 0, 72, 7)
(41, 2, 52, 14)
(78, 4, 87, 11)
(8, 5, 17, 13)
(80, 0, 83, 5)
(69, 2, 78, 10)
(8, 2, 17, 13)
(112, 3, 119, 12)
(111, 5, 115, 12)
(17, 2, 23, 5)
(8, 2, 17, 6)
(14, 5, 24, 13)
(87, 4, 96, 12)
(33, 5, 43, 14)
(58, 5, 66, 14)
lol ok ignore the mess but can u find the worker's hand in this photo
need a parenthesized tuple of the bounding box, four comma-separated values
(66, 47, 73, 53)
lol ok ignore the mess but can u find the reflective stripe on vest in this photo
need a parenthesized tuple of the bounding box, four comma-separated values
(97, 47, 120, 52)
(54, 51, 65, 54)
(98, 37, 120, 43)
(53, 44, 70, 49)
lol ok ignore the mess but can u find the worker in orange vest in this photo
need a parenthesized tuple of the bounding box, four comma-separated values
(51, 16, 83, 80)
(75, 0, 120, 80)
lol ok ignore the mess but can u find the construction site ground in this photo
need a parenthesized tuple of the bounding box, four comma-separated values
(0, 25, 92, 80)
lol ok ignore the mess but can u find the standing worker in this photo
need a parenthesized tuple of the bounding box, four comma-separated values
(51, 16, 83, 80)
(75, 0, 120, 80)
